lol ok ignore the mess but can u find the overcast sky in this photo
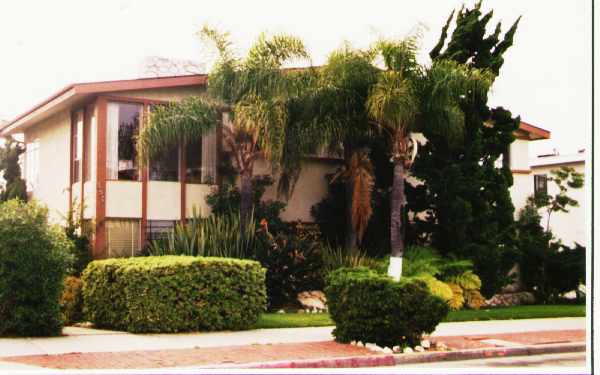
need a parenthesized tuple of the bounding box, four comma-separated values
(0, 0, 592, 156)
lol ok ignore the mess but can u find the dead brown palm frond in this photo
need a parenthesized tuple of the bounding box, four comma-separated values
(331, 149, 374, 243)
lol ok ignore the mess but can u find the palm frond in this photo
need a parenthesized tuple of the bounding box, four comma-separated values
(137, 97, 219, 164)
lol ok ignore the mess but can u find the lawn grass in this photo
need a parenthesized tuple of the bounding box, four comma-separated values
(253, 304, 585, 329)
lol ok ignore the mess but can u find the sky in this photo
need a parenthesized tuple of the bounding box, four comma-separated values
(0, 0, 592, 157)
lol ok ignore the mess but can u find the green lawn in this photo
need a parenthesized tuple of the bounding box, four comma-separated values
(253, 304, 585, 329)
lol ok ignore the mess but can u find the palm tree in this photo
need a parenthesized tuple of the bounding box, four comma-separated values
(367, 38, 493, 280)
(308, 45, 379, 250)
(138, 28, 311, 231)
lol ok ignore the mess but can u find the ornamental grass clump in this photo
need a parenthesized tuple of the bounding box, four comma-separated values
(325, 267, 448, 348)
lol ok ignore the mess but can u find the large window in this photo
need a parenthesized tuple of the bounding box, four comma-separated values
(106, 219, 141, 257)
(150, 145, 179, 181)
(145, 220, 177, 243)
(72, 111, 83, 183)
(185, 137, 202, 183)
(107, 102, 142, 180)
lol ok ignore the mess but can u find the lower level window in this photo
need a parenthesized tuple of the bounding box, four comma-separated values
(106, 219, 141, 258)
(145, 220, 177, 242)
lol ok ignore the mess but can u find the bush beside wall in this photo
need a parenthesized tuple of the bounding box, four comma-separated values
(82, 256, 266, 333)
(60, 276, 84, 325)
(325, 267, 448, 348)
(0, 200, 73, 337)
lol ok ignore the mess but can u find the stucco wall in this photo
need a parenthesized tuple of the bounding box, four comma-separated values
(510, 139, 530, 171)
(147, 181, 180, 220)
(106, 181, 142, 218)
(531, 163, 586, 247)
(510, 173, 533, 216)
(24, 110, 71, 224)
(186, 184, 214, 218)
(256, 158, 340, 222)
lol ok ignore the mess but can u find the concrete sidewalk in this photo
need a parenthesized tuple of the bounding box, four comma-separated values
(0, 317, 585, 357)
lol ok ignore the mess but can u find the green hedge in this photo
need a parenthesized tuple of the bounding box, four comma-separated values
(0, 200, 73, 337)
(325, 267, 448, 348)
(82, 256, 266, 333)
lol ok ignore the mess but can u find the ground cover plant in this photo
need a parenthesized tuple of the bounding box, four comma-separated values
(254, 304, 585, 329)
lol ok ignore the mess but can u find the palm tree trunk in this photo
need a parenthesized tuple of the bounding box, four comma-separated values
(388, 159, 405, 281)
(240, 170, 253, 232)
(344, 177, 358, 250)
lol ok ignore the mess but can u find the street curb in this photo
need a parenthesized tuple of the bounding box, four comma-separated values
(203, 342, 586, 369)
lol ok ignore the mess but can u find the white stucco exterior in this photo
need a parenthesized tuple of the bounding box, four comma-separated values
(530, 154, 586, 247)
(23, 110, 71, 224)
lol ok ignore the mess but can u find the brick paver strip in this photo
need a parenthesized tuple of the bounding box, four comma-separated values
(2, 341, 373, 369)
(1, 329, 585, 370)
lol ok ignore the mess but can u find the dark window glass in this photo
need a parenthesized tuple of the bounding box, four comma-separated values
(150, 145, 179, 181)
(534, 174, 548, 196)
(185, 137, 203, 183)
(72, 111, 83, 183)
(145, 220, 177, 243)
(117, 104, 140, 180)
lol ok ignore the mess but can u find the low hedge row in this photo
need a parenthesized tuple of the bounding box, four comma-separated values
(82, 256, 267, 333)
(325, 267, 449, 348)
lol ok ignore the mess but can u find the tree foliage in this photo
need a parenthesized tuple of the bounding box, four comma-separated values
(407, 2, 522, 296)
(0, 137, 27, 202)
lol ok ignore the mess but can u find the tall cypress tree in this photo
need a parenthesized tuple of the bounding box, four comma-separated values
(407, 1, 521, 297)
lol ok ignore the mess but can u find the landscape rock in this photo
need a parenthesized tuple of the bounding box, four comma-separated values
(403, 347, 414, 354)
(350, 340, 357, 346)
(484, 292, 535, 307)
(277, 309, 285, 314)
(297, 291, 327, 312)
(414, 345, 424, 352)
(420, 339, 430, 349)
(382, 347, 393, 354)
(392, 345, 401, 353)
(356, 341, 364, 347)
(436, 342, 447, 351)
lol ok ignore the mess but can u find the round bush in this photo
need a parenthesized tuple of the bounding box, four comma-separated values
(82, 256, 267, 333)
(0, 200, 73, 336)
(325, 267, 449, 348)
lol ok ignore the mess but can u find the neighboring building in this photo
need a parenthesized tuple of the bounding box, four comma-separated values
(0, 74, 551, 259)
(528, 150, 586, 247)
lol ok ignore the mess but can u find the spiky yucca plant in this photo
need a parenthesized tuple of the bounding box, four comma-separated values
(146, 209, 257, 259)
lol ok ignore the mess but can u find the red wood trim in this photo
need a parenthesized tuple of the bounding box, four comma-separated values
(518, 121, 551, 140)
(140, 105, 149, 247)
(75, 75, 207, 95)
(180, 142, 187, 222)
(94, 97, 108, 259)
(511, 169, 532, 174)
(216, 120, 223, 186)
(2, 75, 206, 135)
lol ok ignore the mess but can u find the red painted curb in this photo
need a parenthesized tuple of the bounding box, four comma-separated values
(202, 342, 585, 369)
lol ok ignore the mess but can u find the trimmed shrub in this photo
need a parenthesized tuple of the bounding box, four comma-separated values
(0, 200, 74, 337)
(82, 256, 266, 333)
(60, 276, 84, 325)
(325, 267, 448, 348)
